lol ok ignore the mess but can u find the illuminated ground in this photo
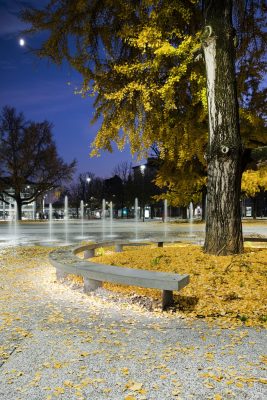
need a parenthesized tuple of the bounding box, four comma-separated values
(0, 246, 266, 399)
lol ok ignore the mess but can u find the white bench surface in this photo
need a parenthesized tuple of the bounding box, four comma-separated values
(50, 243, 189, 291)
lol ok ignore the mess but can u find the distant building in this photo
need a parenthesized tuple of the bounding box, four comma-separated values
(0, 184, 38, 220)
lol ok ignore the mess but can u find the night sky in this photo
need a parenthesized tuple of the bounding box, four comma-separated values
(0, 0, 136, 179)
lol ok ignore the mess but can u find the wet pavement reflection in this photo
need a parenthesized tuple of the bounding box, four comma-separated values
(0, 219, 266, 247)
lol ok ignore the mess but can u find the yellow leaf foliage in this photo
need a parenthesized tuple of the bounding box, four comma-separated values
(94, 244, 267, 326)
(242, 166, 267, 197)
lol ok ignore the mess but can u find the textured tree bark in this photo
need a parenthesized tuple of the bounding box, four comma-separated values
(202, 0, 243, 255)
(16, 198, 22, 221)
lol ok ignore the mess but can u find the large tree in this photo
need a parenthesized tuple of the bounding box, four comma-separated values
(21, 0, 266, 253)
(0, 106, 76, 220)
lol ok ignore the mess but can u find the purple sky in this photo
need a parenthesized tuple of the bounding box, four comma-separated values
(0, 0, 137, 179)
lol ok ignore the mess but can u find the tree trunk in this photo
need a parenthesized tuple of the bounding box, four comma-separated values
(252, 197, 257, 219)
(181, 206, 187, 219)
(202, 0, 243, 255)
(16, 198, 22, 221)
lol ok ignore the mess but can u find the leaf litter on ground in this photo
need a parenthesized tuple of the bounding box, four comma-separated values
(91, 244, 267, 327)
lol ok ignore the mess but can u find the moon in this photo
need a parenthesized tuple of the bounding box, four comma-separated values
(19, 38, 25, 47)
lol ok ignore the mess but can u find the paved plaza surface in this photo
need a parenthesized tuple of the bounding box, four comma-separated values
(0, 220, 266, 399)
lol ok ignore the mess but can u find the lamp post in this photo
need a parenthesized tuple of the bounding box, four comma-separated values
(86, 177, 91, 219)
(42, 194, 47, 215)
(140, 165, 146, 221)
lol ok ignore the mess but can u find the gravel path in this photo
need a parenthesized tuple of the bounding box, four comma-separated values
(0, 247, 266, 400)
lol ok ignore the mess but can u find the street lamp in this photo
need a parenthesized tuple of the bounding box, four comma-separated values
(140, 164, 146, 175)
(86, 177, 91, 218)
(42, 194, 47, 215)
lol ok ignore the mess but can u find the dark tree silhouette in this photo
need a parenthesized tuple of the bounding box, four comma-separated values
(0, 106, 76, 220)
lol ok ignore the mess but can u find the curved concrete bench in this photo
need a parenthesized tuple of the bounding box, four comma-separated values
(49, 241, 190, 310)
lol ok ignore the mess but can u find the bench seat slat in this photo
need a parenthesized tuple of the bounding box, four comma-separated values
(78, 262, 189, 291)
(51, 259, 189, 291)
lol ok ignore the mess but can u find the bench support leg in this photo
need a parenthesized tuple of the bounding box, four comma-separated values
(162, 290, 174, 310)
(84, 278, 102, 292)
(56, 270, 68, 281)
(84, 249, 95, 259)
(115, 244, 123, 252)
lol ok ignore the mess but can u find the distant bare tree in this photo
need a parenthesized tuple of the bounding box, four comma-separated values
(112, 161, 132, 184)
(67, 172, 104, 216)
(0, 106, 76, 219)
(67, 182, 83, 217)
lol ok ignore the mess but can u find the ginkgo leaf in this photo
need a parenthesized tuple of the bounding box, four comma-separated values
(53, 387, 65, 395)
(63, 380, 73, 387)
(80, 352, 89, 357)
(128, 382, 143, 391)
(121, 367, 129, 375)
(53, 362, 62, 369)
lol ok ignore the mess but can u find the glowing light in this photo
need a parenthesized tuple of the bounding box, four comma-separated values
(19, 38, 25, 47)
(140, 164, 146, 174)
